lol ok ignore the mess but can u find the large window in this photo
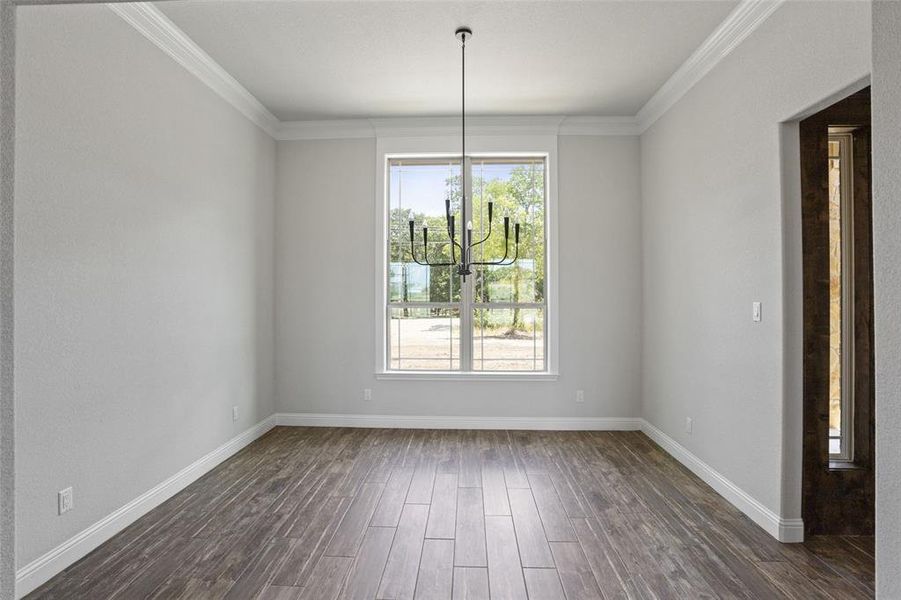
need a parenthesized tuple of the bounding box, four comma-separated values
(385, 156, 547, 373)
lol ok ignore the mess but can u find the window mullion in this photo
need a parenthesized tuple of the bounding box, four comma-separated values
(460, 156, 473, 371)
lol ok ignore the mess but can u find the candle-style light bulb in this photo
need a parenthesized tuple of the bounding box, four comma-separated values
(467, 220, 473, 231)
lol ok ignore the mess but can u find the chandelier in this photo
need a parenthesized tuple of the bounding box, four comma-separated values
(407, 27, 521, 282)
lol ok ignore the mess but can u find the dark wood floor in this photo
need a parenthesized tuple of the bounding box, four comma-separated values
(28, 427, 874, 599)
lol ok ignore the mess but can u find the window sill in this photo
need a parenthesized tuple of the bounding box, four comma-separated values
(828, 460, 864, 471)
(375, 371, 559, 382)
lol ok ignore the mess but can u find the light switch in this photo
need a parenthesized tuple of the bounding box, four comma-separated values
(752, 301, 762, 322)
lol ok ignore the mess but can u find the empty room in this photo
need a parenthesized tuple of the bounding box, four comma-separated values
(2, 0, 901, 598)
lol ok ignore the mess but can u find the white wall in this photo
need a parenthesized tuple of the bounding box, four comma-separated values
(640, 0, 870, 520)
(275, 135, 641, 419)
(872, 1, 901, 595)
(0, 4, 15, 599)
(14, 4, 275, 568)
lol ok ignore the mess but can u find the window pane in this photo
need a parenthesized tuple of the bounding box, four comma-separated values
(389, 160, 462, 303)
(828, 143, 842, 456)
(829, 436, 841, 456)
(389, 307, 460, 371)
(473, 261, 538, 304)
(473, 308, 544, 371)
(471, 159, 545, 304)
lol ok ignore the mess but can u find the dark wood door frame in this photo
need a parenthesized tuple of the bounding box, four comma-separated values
(800, 87, 874, 535)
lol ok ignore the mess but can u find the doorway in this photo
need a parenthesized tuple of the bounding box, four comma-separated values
(800, 87, 874, 535)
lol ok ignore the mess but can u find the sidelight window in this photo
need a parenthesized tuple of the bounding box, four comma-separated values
(827, 132, 855, 462)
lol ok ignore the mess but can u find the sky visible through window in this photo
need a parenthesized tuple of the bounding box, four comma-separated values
(390, 162, 522, 215)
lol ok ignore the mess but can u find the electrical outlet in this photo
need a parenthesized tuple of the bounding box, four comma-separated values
(58, 487, 73, 515)
(232, 406, 238, 422)
(363, 388, 372, 401)
(685, 417, 693, 434)
(752, 301, 762, 322)
(575, 390, 585, 403)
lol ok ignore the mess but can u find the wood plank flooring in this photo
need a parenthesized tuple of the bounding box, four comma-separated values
(27, 428, 875, 599)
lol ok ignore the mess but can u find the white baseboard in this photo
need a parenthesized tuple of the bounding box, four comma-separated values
(639, 419, 804, 543)
(15, 415, 277, 599)
(275, 412, 643, 431)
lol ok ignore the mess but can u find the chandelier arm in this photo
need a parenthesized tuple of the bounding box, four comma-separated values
(495, 224, 521, 266)
(452, 239, 464, 261)
(443, 201, 459, 263)
(471, 230, 510, 266)
(424, 240, 457, 267)
(497, 240, 519, 266)
(408, 220, 433, 266)
(468, 218, 493, 250)
(410, 238, 456, 267)
(484, 241, 519, 267)
(408, 238, 428, 266)
(448, 221, 465, 264)
(471, 253, 510, 266)
(469, 201, 494, 248)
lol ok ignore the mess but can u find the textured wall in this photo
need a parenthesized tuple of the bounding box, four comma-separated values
(275, 135, 642, 419)
(0, 3, 15, 598)
(872, 0, 901, 594)
(640, 1, 870, 519)
(14, 4, 275, 568)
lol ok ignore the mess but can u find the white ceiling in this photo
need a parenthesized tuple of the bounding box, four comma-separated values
(156, 1, 740, 122)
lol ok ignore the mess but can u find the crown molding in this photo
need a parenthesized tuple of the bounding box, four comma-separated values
(107, 3, 280, 137)
(275, 119, 376, 141)
(110, 0, 784, 141)
(275, 115, 641, 140)
(557, 116, 640, 136)
(370, 115, 565, 138)
(635, 0, 786, 133)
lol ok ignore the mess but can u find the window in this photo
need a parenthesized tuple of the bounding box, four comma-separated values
(384, 156, 548, 374)
(828, 132, 855, 462)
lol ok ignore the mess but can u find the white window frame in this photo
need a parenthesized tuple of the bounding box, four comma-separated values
(374, 134, 559, 381)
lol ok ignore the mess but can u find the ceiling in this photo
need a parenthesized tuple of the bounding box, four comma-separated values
(156, 1, 740, 122)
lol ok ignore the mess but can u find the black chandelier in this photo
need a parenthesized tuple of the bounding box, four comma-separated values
(408, 27, 521, 282)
